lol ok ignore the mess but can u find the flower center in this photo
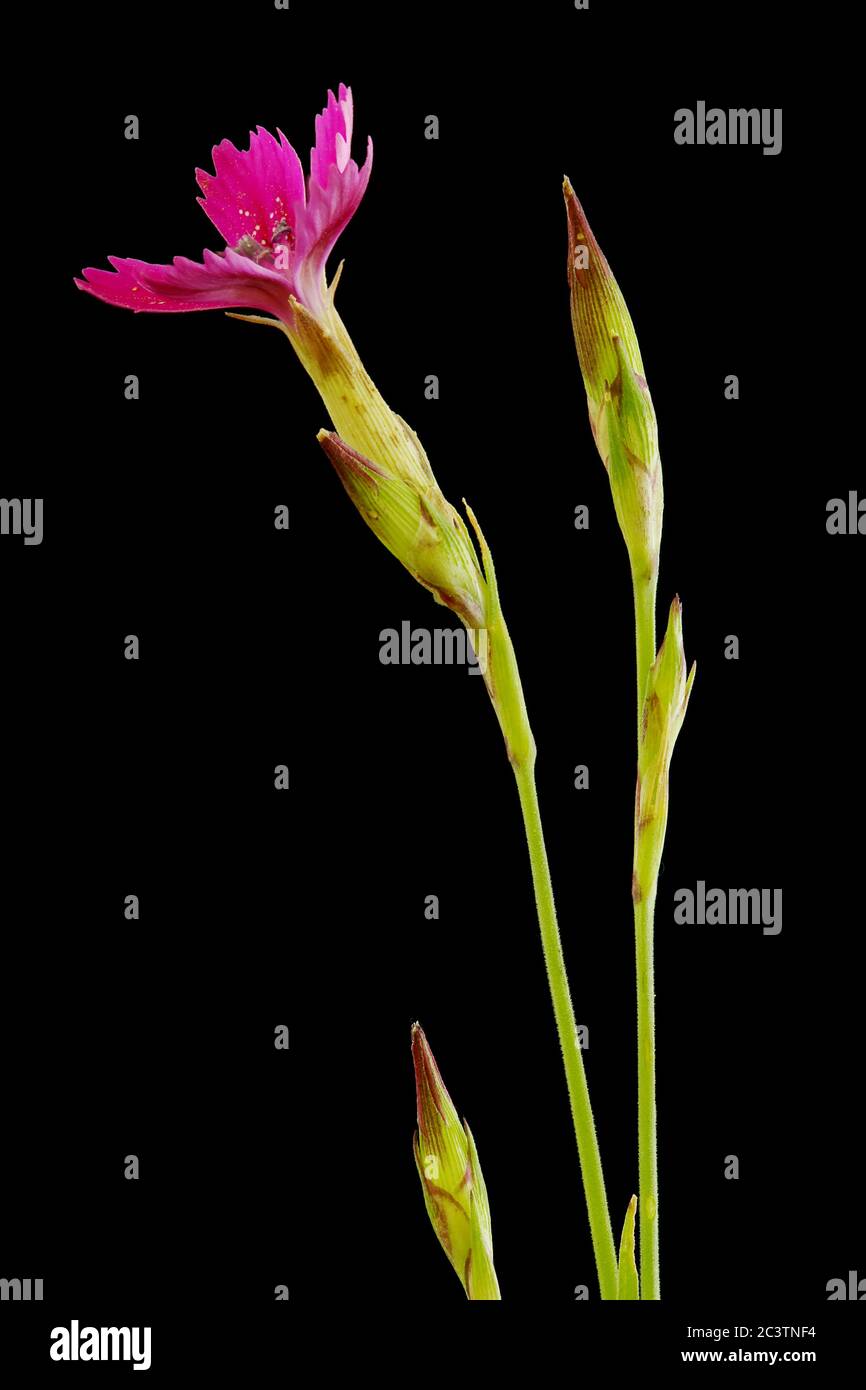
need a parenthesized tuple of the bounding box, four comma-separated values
(232, 218, 295, 270)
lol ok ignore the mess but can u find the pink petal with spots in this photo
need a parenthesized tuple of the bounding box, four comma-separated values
(75, 249, 295, 320)
(195, 125, 305, 251)
(76, 85, 371, 324)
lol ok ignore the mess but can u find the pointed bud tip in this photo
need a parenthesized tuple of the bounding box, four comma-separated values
(563, 180, 604, 261)
(411, 1023, 459, 1140)
(410, 1020, 426, 1058)
(665, 594, 685, 640)
(318, 429, 390, 482)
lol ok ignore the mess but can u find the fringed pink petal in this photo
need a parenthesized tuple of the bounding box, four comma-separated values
(77, 85, 370, 324)
(309, 83, 355, 189)
(75, 249, 294, 319)
(196, 125, 305, 251)
(295, 137, 373, 303)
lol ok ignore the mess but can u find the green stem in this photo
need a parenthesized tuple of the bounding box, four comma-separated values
(514, 757, 618, 1301)
(465, 512, 617, 1299)
(632, 568, 659, 1300)
(635, 887, 658, 1299)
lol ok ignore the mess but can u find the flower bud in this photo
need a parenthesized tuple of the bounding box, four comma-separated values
(633, 597, 696, 899)
(299, 298, 534, 769)
(318, 431, 487, 629)
(411, 1023, 500, 1300)
(565, 178, 663, 582)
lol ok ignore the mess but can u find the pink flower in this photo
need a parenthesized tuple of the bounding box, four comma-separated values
(75, 84, 372, 329)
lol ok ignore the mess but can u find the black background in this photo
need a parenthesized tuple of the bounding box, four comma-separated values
(2, 0, 862, 1375)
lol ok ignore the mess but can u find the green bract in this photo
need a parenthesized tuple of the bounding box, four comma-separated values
(634, 597, 696, 899)
(616, 1195, 640, 1300)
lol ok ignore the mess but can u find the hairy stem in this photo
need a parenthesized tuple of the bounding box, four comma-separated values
(632, 567, 659, 1299)
(514, 756, 618, 1300)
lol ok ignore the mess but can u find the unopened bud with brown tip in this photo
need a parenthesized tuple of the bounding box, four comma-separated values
(318, 431, 488, 629)
(411, 1023, 500, 1300)
(565, 178, 663, 583)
